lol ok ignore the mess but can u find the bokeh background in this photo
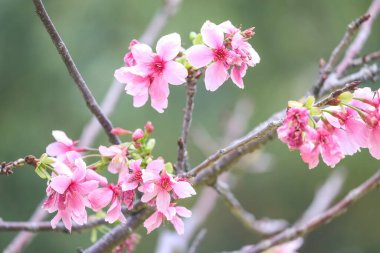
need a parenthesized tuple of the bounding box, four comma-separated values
(1, 0, 380, 252)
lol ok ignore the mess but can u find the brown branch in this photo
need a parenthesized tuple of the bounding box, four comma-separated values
(0, 156, 38, 176)
(312, 13, 370, 97)
(336, 0, 380, 76)
(214, 181, 288, 235)
(226, 169, 380, 253)
(177, 73, 199, 173)
(32, 0, 120, 145)
(313, 80, 362, 107)
(349, 50, 380, 68)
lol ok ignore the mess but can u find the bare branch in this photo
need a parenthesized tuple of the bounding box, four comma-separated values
(187, 228, 207, 253)
(32, 0, 120, 145)
(349, 50, 380, 68)
(312, 13, 370, 97)
(0, 156, 38, 176)
(177, 73, 199, 173)
(336, 0, 380, 76)
(214, 181, 288, 235)
(0, 218, 107, 233)
(225, 169, 380, 253)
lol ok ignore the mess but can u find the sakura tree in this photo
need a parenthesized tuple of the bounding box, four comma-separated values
(1, 0, 380, 253)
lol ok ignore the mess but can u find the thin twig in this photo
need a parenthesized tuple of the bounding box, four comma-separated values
(187, 228, 207, 253)
(0, 156, 38, 176)
(313, 80, 362, 107)
(336, 0, 380, 76)
(349, 50, 380, 68)
(214, 181, 288, 235)
(177, 74, 198, 173)
(224, 169, 380, 253)
(32, 0, 120, 145)
(0, 218, 107, 233)
(312, 13, 370, 97)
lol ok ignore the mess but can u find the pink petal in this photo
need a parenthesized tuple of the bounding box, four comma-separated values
(163, 61, 188, 85)
(146, 159, 164, 175)
(50, 212, 62, 229)
(66, 191, 85, 214)
(88, 188, 113, 211)
(204, 62, 229, 91)
(131, 44, 154, 64)
(141, 187, 158, 203)
(106, 199, 125, 223)
(133, 93, 149, 107)
(201, 20, 224, 48)
(99, 145, 116, 157)
(156, 33, 181, 61)
(144, 211, 164, 234)
(175, 206, 192, 218)
(170, 215, 185, 235)
(231, 64, 247, 89)
(156, 190, 171, 217)
(46, 142, 68, 157)
(186, 45, 213, 69)
(72, 158, 87, 182)
(219, 20, 238, 34)
(122, 181, 138, 191)
(75, 180, 99, 195)
(50, 175, 71, 194)
(86, 169, 108, 186)
(52, 130, 73, 146)
(60, 210, 72, 232)
(149, 76, 169, 113)
(368, 126, 380, 159)
(172, 181, 196, 199)
(300, 143, 320, 169)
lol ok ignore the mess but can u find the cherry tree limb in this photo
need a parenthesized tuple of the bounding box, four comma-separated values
(32, 0, 120, 145)
(349, 50, 380, 68)
(224, 169, 380, 253)
(177, 72, 199, 173)
(336, 0, 380, 76)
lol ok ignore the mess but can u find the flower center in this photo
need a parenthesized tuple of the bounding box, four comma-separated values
(213, 47, 228, 62)
(151, 56, 165, 75)
(160, 175, 171, 191)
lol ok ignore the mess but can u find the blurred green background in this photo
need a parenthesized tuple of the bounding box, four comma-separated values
(1, 0, 380, 252)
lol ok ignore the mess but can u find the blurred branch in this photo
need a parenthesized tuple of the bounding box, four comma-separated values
(32, 0, 120, 145)
(225, 169, 380, 253)
(336, 0, 380, 76)
(214, 181, 288, 235)
(349, 50, 380, 68)
(177, 72, 199, 173)
(312, 13, 370, 97)
(187, 228, 207, 253)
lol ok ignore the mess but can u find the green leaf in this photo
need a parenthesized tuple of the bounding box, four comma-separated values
(146, 139, 156, 153)
(304, 96, 315, 109)
(165, 162, 174, 174)
(338, 91, 353, 103)
(90, 229, 97, 243)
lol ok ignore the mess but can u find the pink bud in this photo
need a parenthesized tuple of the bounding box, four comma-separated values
(111, 128, 132, 136)
(132, 129, 144, 141)
(242, 27, 255, 38)
(144, 121, 154, 134)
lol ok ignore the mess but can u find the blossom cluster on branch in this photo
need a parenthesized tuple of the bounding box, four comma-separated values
(40, 122, 196, 235)
(278, 87, 380, 169)
(114, 20, 260, 112)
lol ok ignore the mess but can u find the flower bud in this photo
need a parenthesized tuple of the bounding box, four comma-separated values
(111, 127, 132, 136)
(132, 129, 144, 141)
(144, 121, 154, 134)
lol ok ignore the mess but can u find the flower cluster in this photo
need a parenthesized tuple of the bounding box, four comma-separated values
(114, 20, 260, 113)
(41, 122, 196, 234)
(277, 87, 380, 169)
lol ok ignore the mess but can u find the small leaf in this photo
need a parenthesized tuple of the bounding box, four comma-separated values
(304, 96, 315, 109)
(145, 139, 156, 153)
(338, 91, 353, 103)
(165, 162, 174, 174)
(310, 107, 322, 116)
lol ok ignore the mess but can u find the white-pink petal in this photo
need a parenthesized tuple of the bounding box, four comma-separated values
(163, 61, 188, 85)
(50, 175, 72, 194)
(52, 130, 73, 146)
(172, 181, 196, 198)
(156, 191, 171, 217)
(131, 44, 154, 64)
(156, 33, 181, 61)
(144, 211, 164, 234)
(170, 215, 185, 235)
(201, 20, 224, 49)
(175, 206, 192, 218)
(204, 62, 229, 91)
(186, 45, 214, 69)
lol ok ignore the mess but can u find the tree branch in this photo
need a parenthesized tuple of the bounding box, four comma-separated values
(177, 73, 199, 173)
(225, 169, 380, 253)
(349, 50, 380, 68)
(214, 181, 288, 235)
(32, 0, 120, 145)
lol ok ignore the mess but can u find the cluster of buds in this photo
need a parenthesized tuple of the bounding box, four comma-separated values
(40, 122, 196, 235)
(278, 87, 380, 169)
(114, 20, 260, 113)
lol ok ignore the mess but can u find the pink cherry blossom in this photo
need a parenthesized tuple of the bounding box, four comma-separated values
(120, 159, 143, 191)
(43, 158, 101, 231)
(115, 33, 188, 113)
(144, 204, 192, 235)
(139, 159, 196, 218)
(186, 20, 260, 91)
(99, 144, 128, 174)
(46, 130, 82, 158)
(132, 128, 144, 141)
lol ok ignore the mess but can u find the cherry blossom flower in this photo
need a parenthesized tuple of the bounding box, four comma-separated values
(132, 128, 144, 141)
(186, 20, 260, 91)
(115, 33, 188, 113)
(139, 159, 196, 218)
(43, 158, 101, 231)
(144, 204, 192, 235)
(120, 159, 143, 191)
(99, 144, 128, 174)
(46, 130, 82, 158)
